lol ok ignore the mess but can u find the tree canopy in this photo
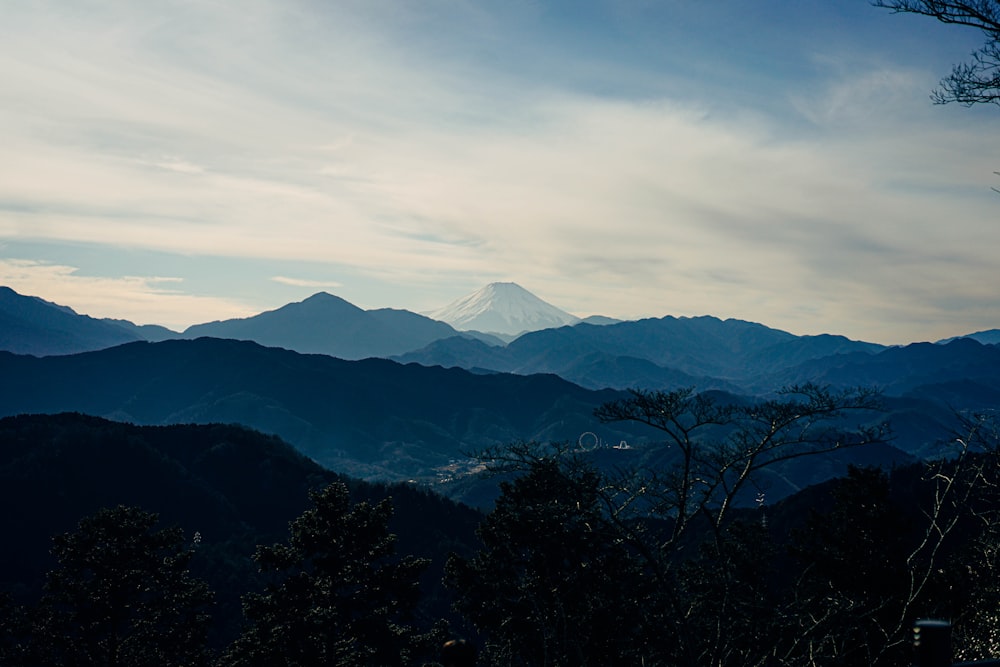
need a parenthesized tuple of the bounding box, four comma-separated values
(448, 390, 1000, 665)
(28, 505, 213, 666)
(3, 401, 1000, 665)
(220, 481, 436, 667)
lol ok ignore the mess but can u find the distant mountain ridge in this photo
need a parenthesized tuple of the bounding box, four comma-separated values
(103, 318, 179, 342)
(937, 329, 1000, 346)
(0, 338, 934, 503)
(427, 282, 580, 337)
(395, 316, 887, 393)
(0, 286, 141, 355)
(182, 291, 463, 360)
(3, 283, 997, 516)
(1, 284, 997, 398)
(0, 337, 634, 480)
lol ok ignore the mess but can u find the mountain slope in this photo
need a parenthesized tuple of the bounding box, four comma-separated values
(0, 412, 483, 645)
(0, 338, 635, 480)
(0, 335, 963, 488)
(183, 292, 461, 359)
(797, 338, 1000, 396)
(0, 286, 141, 355)
(399, 319, 1000, 405)
(398, 316, 886, 392)
(102, 318, 180, 342)
(937, 329, 1000, 346)
(427, 282, 580, 336)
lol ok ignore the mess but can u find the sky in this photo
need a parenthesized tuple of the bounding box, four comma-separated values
(1, 0, 998, 345)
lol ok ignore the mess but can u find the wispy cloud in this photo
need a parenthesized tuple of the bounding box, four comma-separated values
(0, 259, 255, 329)
(1, 1, 998, 343)
(271, 276, 343, 289)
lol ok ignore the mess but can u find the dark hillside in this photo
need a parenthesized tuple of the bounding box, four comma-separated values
(0, 413, 482, 646)
(0, 338, 633, 479)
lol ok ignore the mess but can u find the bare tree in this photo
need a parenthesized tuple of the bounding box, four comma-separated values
(455, 391, 1000, 666)
(775, 409, 1000, 666)
(463, 384, 890, 666)
(594, 384, 888, 549)
(873, 0, 1000, 106)
(930, 411, 1000, 660)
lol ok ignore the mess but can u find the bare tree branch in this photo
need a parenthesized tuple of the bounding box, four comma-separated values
(873, 1, 1000, 105)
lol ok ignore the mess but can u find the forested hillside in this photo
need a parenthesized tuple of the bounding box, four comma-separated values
(2, 400, 999, 665)
(0, 338, 959, 504)
(0, 337, 633, 480)
(0, 413, 482, 656)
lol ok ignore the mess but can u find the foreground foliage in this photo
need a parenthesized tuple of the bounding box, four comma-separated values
(220, 482, 434, 666)
(2, 389, 999, 666)
(9, 506, 213, 666)
(446, 387, 1000, 666)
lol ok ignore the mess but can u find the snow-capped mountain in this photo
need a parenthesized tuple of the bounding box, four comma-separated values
(428, 282, 580, 337)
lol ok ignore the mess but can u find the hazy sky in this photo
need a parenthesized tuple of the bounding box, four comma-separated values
(1, 0, 997, 344)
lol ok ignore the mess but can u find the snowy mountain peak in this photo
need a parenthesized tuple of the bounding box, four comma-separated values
(428, 282, 580, 336)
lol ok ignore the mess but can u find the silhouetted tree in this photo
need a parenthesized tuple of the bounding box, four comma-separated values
(450, 385, 890, 666)
(925, 411, 1000, 660)
(220, 481, 434, 666)
(780, 466, 913, 666)
(0, 593, 29, 665)
(594, 384, 887, 551)
(446, 454, 645, 666)
(29, 505, 213, 666)
(949, 515, 1000, 660)
(676, 519, 781, 666)
(774, 411, 1000, 665)
(873, 0, 1000, 106)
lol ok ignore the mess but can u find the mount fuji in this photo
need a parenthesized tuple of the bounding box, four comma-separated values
(427, 282, 580, 337)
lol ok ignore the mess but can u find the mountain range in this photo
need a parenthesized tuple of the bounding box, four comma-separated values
(0, 337, 636, 483)
(394, 317, 891, 394)
(2, 327, 992, 491)
(1, 282, 998, 495)
(4, 283, 998, 396)
(1, 281, 996, 662)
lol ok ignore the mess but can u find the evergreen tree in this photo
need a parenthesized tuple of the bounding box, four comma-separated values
(220, 481, 433, 666)
(30, 505, 213, 666)
(0, 593, 29, 665)
(446, 455, 645, 666)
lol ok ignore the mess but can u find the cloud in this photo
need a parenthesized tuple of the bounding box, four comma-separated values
(1, 1, 999, 344)
(0, 259, 256, 330)
(271, 276, 343, 289)
(142, 158, 206, 175)
(790, 55, 932, 129)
